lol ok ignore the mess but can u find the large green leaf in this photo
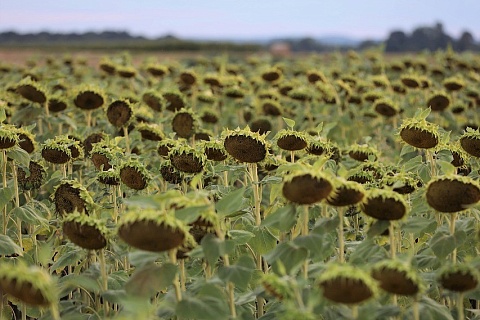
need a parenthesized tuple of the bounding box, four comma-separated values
(294, 232, 335, 262)
(218, 255, 255, 290)
(415, 296, 454, 320)
(10, 205, 48, 227)
(7, 146, 30, 167)
(51, 245, 85, 271)
(402, 216, 437, 235)
(429, 230, 456, 260)
(201, 234, 235, 266)
(261, 204, 297, 232)
(125, 263, 177, 297)
(264, 242, 308, 275)
(176, 291, 230, 320)
(0, 186, 14, 211)
(228, 230, 254, 245)
(349, 238, 388, 265)
(0, 234, 23, 256)
(215, 187, 247, 217)
(247, 226, 277, 256)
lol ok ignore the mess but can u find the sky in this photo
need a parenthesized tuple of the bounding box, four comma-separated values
(1, 0, 479, 40)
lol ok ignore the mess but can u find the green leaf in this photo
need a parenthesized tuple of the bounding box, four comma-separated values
(0, 234, 23, 256)
(201, 234, 235, 266)
(315, 216, 339, 234)
(228, 230, 254, 245)
(282, 117, 295, 129)
(10, 206, 48, 227)
(176, 295, 230, 320)
(294, 231, 335, 262)
(123, 195, 160, 209)
(175, 205, 209, 224)
(402, 155, 423, 172)
(264, 242, 308, 275)
(7, 147, 30, 167)
(125, 263, 177, 297)
(51, 245, 85, 271)
(128, 251, 162, 267)
(0, 106, 6, 123)
(215, 187, 246, 217)
(349, 238, 388, 265)
(261, 204, 297, 232)
(436, 160, 455, 175)
(429, 230, 456, 260)
(416, 296, 454, 320)
(59, 274, 101, 295)
(218, 255, 255, 290)
(247, 226, 277, 255)
(0, 186, 14, 211)
(367, 220, 390, 238)
(402, 216, 437, 235)
(436, 149, 453, 162)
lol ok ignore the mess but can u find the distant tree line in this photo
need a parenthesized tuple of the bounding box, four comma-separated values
(384, 22, 479, 52)
(0, 23, 478, 52)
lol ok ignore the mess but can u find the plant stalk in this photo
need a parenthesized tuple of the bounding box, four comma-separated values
(338, 207, 345, 263)
(457, 293, 464, 320)
(389, 222, 396, 259)
(449, 212, 457, 263)
(169, 249, 182, 302)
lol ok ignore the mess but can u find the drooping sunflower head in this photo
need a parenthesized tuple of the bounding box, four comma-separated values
(222, 127, 269, 163)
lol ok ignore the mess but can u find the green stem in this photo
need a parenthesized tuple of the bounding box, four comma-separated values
(413, 298, 420, 320)
(2, 150, 7, 235)
(450, 213, 457, 263)
(389, 222, 396, 259)
(11, 163, 22, 248)
(338, 207, 345, 263)
(169, 249, 182, 302)
(457, 293, 464, 320)
(98, 249, 109, 317)
(179, 259, 186, 292)
(123, 126, 131, 154)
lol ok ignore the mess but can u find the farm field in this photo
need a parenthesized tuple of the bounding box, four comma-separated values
(0, 48, 479, 320)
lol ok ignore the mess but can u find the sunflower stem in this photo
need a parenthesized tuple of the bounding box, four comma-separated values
(2, 150, 7, 235)
(179, 259, 186, 292)
(11, 162, 22, 248)
(413, 298, 420, 320)
(123, 126, 131, 154)
(351, 305, 358, 320)
(169, 249, 182, 302)
(449, 212, 457, 263)
(98, 249, 109, 317)
(338, 207, 345, 263)
(389, 222, 396, 259)
(457, 293, 464, 320)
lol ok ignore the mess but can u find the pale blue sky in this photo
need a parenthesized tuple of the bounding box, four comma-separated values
(1, 0, 479, 40)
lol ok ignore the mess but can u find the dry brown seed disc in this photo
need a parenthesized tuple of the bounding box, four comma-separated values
(120, 166, 148, 190)
(48, 98, 67, 113)
(401, 77, 420, 88)
(142, 92, 163, 111)
(428, 94, 450, 111)
(41, 148, 70, 164)
(361, 196, 406, 220)
(262, 101, 282, 116)
(63, 220, 107, 250)
(17, 84, 46, 104)
(205, 147, 227, 161)
(349, 151, 373, 162)
(460, 136, 480, 157)
(180, 72, 196, 85)
(107, 100, 132, 127)
(139, 128, 163, 141)
(0, 137, 16, 150)
(327, 186, 364, 207)
(158, 143, 174, 157)
(439, 271, 478, 292)
(118, 220, 185, 252)
(164, 93, 185, 112)
(160, 164, 183, 184)
(400, 127, 438, 149)
(91, 153, 112, 171)
(224, 135, 266, 163)
(18, 133, 35, 153)
(170, 152, 204, 174)
(372, 267, 419, 296)
(172, 112, 195, 138)
(320, 276, 374, 304)
(262, 71, 281, 82)
(375, 102, 397, 117)
(250, 119, 272, 135)
(277, 135, 307, 151)
(54, 184, 87, 216)
(426, 178, 480, 213)
(0, 278, 49, 306)
(83, 133, 104, 156)
(282, 174, 332, 205)
(74, 91, 104, 110)
(17, 161, 45, 191)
